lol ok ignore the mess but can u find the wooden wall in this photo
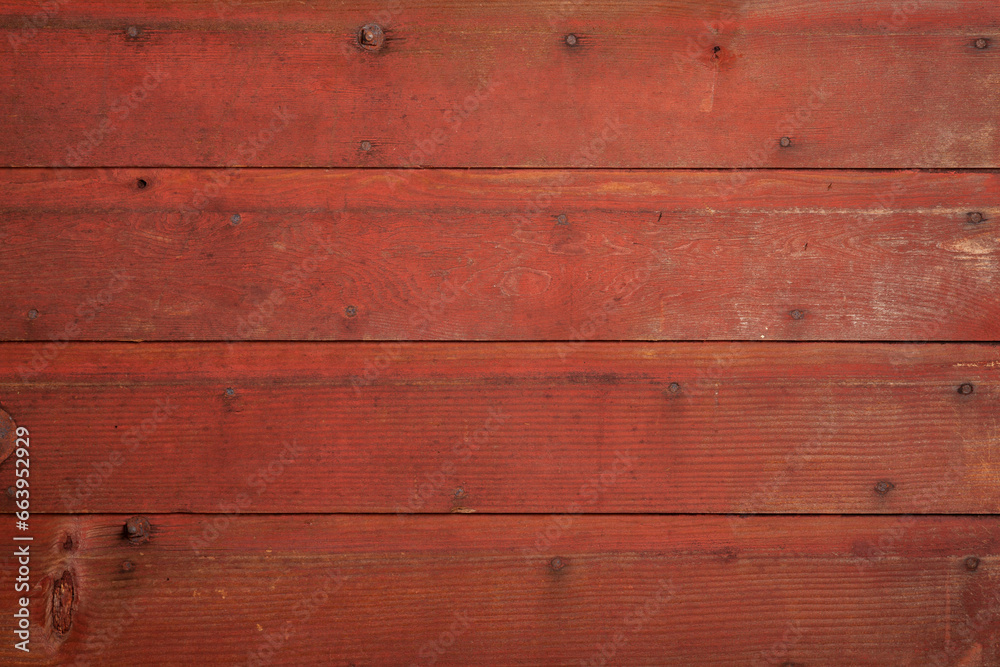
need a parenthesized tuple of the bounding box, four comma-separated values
(1, 0, 998, 664)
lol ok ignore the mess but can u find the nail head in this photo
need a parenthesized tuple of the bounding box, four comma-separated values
(874, 480, 895, 496)
(668, 382, 681, 393)
(965, 556, 980, 571)
(556, 214, 568, 225)
(790, 309, 805, 320)
(136, 178, 148, 190)
(230, 214, 241, 225)
(124, 515, 151, 544)
(27, 309, 38, 320)
(974, 37, 989, 49)
(125, 25, 140, 39)
(565, 34, 578, 46)
(550, 557, 565, 571)
(360, 140, 372, 152)
(967, 211, 985, 224)
(345, 305, 357, 317)
(225, 387, 236, 397)
(122, 560, 135, 572)
(958, 383, 974, 395)
(780, 137, 792, 148)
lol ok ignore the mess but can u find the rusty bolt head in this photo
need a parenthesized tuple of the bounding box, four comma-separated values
(780, 137, 792, 148)
(874, 480, 895, 496)
(358, 24, 385, 51)
(974, 38, 989, 49)
(122, 560, 135, 572)
(345, 305, 357, 317)
(668, 382, 681, 393)
(125, 25, 140, 39)
(556, 214, 568, 225)
(965, 556, 980, 571)
(360, 140, 372, 152)
(550, 557, 565, 571)
(958, 383, 974, 395)
(27, 309, 38, 320)
(790, 309, 805, 320)
(230, 213, 241, 225)
(565, 34, 578, 46)
(967, 211, 985, 224)
(124, 516, 151, 544)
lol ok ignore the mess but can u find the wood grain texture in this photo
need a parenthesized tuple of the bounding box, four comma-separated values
(2, 169, 997, 341)
(1, 0, 998, 167)
(2, 341, 997, 514)
(0, 515, 998, 665)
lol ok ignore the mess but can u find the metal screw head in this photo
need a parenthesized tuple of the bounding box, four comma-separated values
(790, 309, 805, 320)
(780, 137, 792, 148)
(225, 387, 236, 398)
(965, 556, 981, 571)
(667, 382, 681, 393)
(874, 480, 895, 496)
(958, 383, 974, 395)
(125, 25, 140, 39)
(124, 516, 151, 544)
(967, 211, 985, 224)
(27, 309, 38, 320)
(360, 140, 372, 152)
(454, 488, 464, 498)
(345, 305, 357, 318)
(550, 557, 565, 571)
(230, 214, 241, 225)
(556, 214, 568, 225)
(565, 34, 578, 46)
(358, 24, 385, 51)
(974, 37, 989, 49)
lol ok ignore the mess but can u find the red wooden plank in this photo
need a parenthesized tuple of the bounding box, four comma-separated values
(0, 515, 997, 665)
(1, 341, 996, 514)
(0, 0, 997, 167)
(2, 169, 997, 341)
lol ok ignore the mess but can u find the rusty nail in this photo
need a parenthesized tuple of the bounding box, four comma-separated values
(230, 213, 241, 225)
(5, 486, 14, 498)
(967, 211, 985, 224)
(125, 516, 151, 544)
(358, 24, 385, 51)
(965, 556, 980, 571)
(225, 387, 236, 398)
(360, 140, 372, 152)
(136, 178, 148, 190)
(125, 25, 140, 39)
(550, 557, 565, 571)
(345, 305, 357, 317)
(974, 38, 989, 49)
(565, 34, 578, 46)
(874, 480, 895, 496)
(668, 382, 681, 393)
(556, 214, 568, 225)
(780, 137, 792, 148)
(27, 309, 38, 320)
(790, 309, 805, 320)
(122, 560, 135, 572)
(454, 488, 464, 498)
(958, 383, 974, 395)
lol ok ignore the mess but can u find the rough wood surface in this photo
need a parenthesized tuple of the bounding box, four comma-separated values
(0, 515, 997, 665)
(2, 169, 997, 341)
(1, 0, 997, 167)
(2, 341, 996, 514)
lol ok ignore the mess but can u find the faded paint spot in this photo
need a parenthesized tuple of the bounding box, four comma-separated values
(499, 268, 551, 297)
